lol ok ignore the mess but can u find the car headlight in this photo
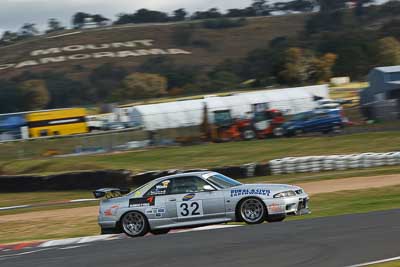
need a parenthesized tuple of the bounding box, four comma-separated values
(273, 190, 296, 198)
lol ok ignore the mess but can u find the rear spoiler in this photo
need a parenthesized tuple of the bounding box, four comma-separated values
(93, 188, 131, 199)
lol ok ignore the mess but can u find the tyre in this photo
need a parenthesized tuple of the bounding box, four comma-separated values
(150, 229, 170, 235)
(237, 198, 267, 224)
(294, 129, 303, 136)
(332, 125, 342, 134)
(121, 211, 149, 237)
(242, 128, 256, 140)
(266, 214, 286, 223)
(273, 127, 284, 137)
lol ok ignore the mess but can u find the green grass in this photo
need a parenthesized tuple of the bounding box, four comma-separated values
(0, 191, 93, 207)
(2, 131, 400, 175)
(371, 261, 400, 267)
(290, 185, 400, 220)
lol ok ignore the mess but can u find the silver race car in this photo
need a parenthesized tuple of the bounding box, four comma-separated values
(94, 171, 310, 237)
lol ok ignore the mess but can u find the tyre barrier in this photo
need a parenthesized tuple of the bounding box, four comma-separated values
(269, 152, 400, 175)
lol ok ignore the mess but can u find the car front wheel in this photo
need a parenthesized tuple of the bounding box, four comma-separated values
(238, 198, 266, 224)
(121, 211, 149, 237)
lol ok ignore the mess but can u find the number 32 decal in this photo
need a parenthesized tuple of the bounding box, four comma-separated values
(177, 200, 203, 217)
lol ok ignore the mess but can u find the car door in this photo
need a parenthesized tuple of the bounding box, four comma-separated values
(167, 176, 226, 223)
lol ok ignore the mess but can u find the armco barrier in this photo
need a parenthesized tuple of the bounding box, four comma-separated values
(2, 151, 397, 192)
(270, 152, 400, 175)
(0, 170, 132, 192)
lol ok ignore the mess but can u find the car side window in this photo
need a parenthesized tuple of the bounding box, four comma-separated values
(168, 176, 210, 195)
(145, 179, 172, 196)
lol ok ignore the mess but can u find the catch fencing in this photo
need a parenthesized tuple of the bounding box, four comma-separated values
(1, 97, 400, 161)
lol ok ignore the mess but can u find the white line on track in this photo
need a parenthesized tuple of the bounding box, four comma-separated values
(58, 245, 88, 250)
(0, 205, 31, 211)
(346, 256, 400, 267)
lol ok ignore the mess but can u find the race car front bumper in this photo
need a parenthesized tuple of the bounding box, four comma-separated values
(265, 196, 310, 216)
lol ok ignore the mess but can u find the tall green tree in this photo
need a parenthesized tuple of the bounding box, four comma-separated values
(120, 73, 168, 99)
(47, 18, 65, 33)
(19, 80, 50, 110)
(377, 37, 400, 66)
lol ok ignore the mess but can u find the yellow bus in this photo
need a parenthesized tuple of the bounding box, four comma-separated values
(26, 108, 88, 138)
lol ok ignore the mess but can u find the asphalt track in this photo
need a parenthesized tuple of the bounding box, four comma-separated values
(1, 209, 399, 267)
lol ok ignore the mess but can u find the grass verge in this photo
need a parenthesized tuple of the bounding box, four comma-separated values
(371, 261, 400, 267)
(2, 132, 400, 175)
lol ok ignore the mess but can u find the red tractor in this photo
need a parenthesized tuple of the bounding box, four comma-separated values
(210, 110, 254, 142)
(252, 109, 285, 138)
(209, 109, 285, 142)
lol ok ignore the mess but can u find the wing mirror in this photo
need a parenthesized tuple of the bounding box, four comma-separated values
(203, 185, 215, 191)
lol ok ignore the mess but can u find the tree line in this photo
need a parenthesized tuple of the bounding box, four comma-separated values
(0, 0, 366, 46)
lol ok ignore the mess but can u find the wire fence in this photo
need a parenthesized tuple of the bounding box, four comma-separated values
(1, 98, 400, 161)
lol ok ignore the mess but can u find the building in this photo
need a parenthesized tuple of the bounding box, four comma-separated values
(360, 66, 400, 120)
(118, 85, 329, 131)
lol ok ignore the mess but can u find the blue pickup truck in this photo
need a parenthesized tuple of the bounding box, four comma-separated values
(282, 109, 344, 136)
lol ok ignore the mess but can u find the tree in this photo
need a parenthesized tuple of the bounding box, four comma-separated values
(0, 80, 23, 113)
(92, 14, 110, 25)
(19, 80, 50, 110)
(89, 63, 127, 101)
(309, 53, 337, 82)
(131, 9, 169, 23)
(317, 0, 346, 13)
(209, 71, 240, 90)
(47, 18, 65, 33)
(279, 48, 313, 85)
(251, 0, 271, 15)
(0, 31, 18, 43)
(355, 0, 374, 16)
(19, 23, 39, 37)
(276, 0, 316, 12)
(121, 73, 167, 99)
(192, 8, 222, 20)
(172, 9, 187, 21)
(72, 12, 90, 28)
(377, 37, 400, 66)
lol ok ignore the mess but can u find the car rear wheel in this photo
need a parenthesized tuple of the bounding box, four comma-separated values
(150, 229, 170, 235)
(121, 211, 149, 237)
(238, 198, 266, 224)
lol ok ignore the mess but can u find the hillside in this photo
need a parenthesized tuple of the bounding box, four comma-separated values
(0, 15, 307, 80)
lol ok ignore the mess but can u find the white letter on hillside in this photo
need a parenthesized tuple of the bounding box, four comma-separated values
(117, 51, 140, 57)
(68, 54, 91, 60)
(168, 49, 192, 55)
(135, 39, 154, 46)
(15, 60, 39, 68)
(40, 56, 66, 64)
(63, 45, 86, 52)
(86, 44, 111, 50)
(112, 41, 138, 48)
(93, 52, 116, 58)
(0, 64, 15, 70)
(31, 48, 62, 56)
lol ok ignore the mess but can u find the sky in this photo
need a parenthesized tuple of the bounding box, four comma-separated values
(0, 0, 254, 33)
(0, 0, 389, 34)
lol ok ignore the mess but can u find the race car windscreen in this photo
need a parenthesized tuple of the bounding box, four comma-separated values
(206, 174, 242, 189)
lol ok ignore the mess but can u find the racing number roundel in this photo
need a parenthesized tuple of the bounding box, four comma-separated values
(177, 200, 203, 217)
